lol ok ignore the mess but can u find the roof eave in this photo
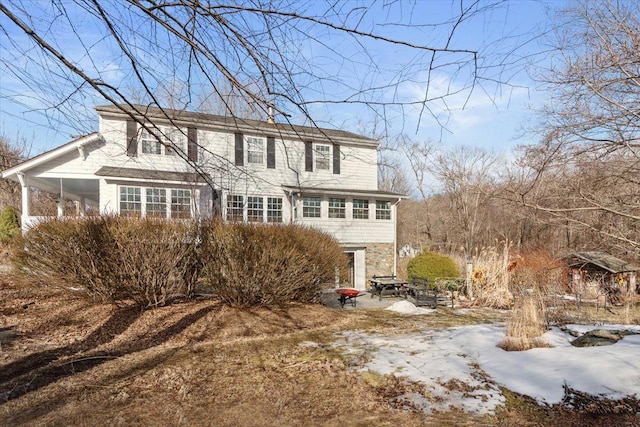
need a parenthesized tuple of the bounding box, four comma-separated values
(0, 133, 103, 179)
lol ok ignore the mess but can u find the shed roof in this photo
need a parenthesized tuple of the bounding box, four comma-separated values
(564, 251, 640, 273)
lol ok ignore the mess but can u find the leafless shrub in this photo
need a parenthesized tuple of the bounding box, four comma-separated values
(12, 216, 201, 308)
(200, 221, 348, 308)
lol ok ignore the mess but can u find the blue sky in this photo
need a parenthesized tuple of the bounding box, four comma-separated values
(0, 0, 561, 156)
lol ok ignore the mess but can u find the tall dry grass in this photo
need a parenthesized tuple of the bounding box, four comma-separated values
(459, 243, 514, 309)
(498, 292, 549, 351)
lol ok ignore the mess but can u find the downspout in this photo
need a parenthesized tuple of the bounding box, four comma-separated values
(393, 197, 401, 276)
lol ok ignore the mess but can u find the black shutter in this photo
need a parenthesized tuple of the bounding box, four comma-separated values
(188, 127, 198, 162)
(333, 144, 340, 174)
(126, 120, 137, 157)
(267, 136, 276, 169)
(235, 132, 244, 166)
(305, 141, 313, 172)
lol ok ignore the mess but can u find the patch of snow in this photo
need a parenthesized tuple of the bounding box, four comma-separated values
(336, 323, 640, 414)
(385, 300, 435, 315)
(298, 341, 319, 348)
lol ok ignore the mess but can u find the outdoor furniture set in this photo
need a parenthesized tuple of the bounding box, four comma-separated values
(370, 274, 454, 308)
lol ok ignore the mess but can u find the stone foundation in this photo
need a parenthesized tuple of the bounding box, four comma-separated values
(365, 242, 395, 279)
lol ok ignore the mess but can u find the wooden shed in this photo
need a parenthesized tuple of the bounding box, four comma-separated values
(564, 251, 640, 299)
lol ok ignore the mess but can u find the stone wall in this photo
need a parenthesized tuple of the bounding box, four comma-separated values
(365, 242, 395, 280)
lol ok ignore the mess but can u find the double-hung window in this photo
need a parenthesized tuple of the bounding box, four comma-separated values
(302, 197, 321, 218)
(353, 199, 369, 219)
(141, 130, 162, 155)
(140, 126, 186, 156)
(146, 189, 167, 218)
(120, 187, 142, 217)
(247, 196, 264, 222)
(227, 195, 244, 221)
(328, 198, 345, 218)
(267, 197, 283, 223)
(171, 189, 191, 218)
(246, 136, 264, 164)
(376, 200, 391, 220)
(315, 144, 330, 170)
(120, 186, 191, 219)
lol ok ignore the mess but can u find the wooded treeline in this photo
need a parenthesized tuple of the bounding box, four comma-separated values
(389, 1, 640, 261)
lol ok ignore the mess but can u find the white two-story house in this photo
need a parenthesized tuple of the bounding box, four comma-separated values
(1, 104, 403, 289)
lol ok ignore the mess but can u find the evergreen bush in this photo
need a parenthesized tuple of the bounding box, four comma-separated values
(0, 206, 20, 243)
(406, 251, 459, 283)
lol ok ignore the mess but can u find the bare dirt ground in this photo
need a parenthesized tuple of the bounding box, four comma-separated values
(1, 273, 639, 426)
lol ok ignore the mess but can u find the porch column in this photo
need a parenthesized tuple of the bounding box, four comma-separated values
(17, 172, 30, 217)
(79, 196, 86, 217)
(57, 178, 64, 217)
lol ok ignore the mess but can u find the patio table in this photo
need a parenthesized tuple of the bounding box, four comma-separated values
(369, 276, 409, 301)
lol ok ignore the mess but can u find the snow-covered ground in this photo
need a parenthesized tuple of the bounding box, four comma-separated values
(334, 302, 640, 415)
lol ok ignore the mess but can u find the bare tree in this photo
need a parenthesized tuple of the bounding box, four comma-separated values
(0, 0, 543, 179)
(515, 0, 640, 256)
(430, 145, 498, 255)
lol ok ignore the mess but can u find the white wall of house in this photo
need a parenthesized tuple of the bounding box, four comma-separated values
(5, 107, 399, 287)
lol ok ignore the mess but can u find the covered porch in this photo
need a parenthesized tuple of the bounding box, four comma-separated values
(0, 134, 104, 232)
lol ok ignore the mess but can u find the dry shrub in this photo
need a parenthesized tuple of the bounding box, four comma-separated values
(498, 293, 548, 351)
(200, 221, 348, 307)
(468, 243, 513, 308)
(12, 216, 201, 308)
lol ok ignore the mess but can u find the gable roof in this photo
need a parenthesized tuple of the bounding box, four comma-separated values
(564, 251, 640, 273)
(0, 133, 103, 180)
(95, 104, 378, 147)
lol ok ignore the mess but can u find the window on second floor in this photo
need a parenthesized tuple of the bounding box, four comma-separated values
(246, 136, 264, 164)
(315, 144, 330, 170)
(353, 199, 369, 219)
(140, 126, 186, 156)
(302, 197, 321, 218)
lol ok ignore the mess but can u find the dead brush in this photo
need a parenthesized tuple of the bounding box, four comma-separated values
(465, 243, 514, 309)
(498, 250, 563, 351)
(498, 292, 549, 351)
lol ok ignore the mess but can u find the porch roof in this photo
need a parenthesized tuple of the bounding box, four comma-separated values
(95, 166, 207, 184)
(0, 133, 103, 181)
(282, 185, 406, 200)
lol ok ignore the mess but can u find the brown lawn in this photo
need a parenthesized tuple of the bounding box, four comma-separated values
(1, 273, 638, 426)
